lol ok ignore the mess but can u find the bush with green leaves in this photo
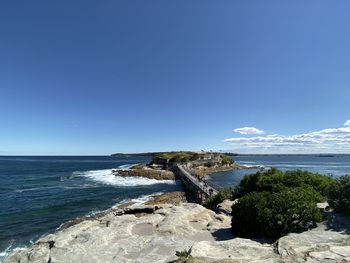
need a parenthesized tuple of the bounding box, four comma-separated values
(231, 187, 323, 238)
(153, 152, 201, 164)
(327, 175, 350, 215)
(204, 161, 215, 168)
(175, 250, 189, 263)
(203, 187, 234, 210)
(234, 168, 335, 200)
(221, 155, 234, 165)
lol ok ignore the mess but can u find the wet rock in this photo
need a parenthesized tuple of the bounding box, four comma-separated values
(113, 166, 175, 180)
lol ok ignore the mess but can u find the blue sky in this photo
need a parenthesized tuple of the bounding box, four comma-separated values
(1, 1, 350, 155)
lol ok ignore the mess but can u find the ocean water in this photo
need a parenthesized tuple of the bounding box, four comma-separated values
(1, 155, 350, 260)
(0, 156, 182, 259)
(207, 154, 350, 189)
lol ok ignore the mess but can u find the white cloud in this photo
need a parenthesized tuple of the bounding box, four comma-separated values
(224, 121, 350, 154)
(234, 127, 265, 135)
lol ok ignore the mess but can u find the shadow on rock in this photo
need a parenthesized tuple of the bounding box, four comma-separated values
(211, 227, 234, 241)
(324, 210, 350, 235)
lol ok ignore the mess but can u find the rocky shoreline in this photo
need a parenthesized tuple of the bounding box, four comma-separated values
(190, 163, 256, 178)
(112, 164, 176, 180)
(110, 152, 255, 181)
(112, 162, 255, 182)
(4, 154, 349, 263)
(4, 193, 350, 263)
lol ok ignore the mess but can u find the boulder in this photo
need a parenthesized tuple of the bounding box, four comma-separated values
(278, 223, 350, 262)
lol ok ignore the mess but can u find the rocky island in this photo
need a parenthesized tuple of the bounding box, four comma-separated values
(111, 151, 246, 181)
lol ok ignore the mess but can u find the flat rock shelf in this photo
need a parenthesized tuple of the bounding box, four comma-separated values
(4, 201, 350, 263)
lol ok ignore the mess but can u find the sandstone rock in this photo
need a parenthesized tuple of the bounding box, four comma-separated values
(4, 242, 51, 263)
(145, 191, 186, 205)
(4, 203, 350, 263)
(277, 224, 350, 263)
(113, 166, 175, 180)
(189, 239, 279, 263)
(215, 199, 236, 216)
(4, 203, 231, 263)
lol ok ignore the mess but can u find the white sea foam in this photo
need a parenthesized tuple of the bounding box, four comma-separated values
(239, 161, 259, 164)
(73, 169, 175, 187)
(0, 245, 10, 259)
(118, 163, 138, 170)
(14, 186, 59, 193)
(242, 164, 265, 169)
(0, 244, 27, 262)
(112, 192, 163, 209)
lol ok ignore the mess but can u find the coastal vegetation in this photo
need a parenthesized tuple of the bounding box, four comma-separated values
(203, 187, 234, 210)
(231, 169, 336, 238)
(153, 151, 201, 163)
(112, 151, 236, 182)
(221, 154, 234, 165)
(203, 168, 339, 238)
(232, 187, 323, 238)
(152, 151, 234, 164)
(151, 151, 236, 178)
(232, 168, 334, 199)
(327, 175, 350, 215)
(175, 250, 190, 263)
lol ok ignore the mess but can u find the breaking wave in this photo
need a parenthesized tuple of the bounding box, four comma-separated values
(73, 169, 175, 187)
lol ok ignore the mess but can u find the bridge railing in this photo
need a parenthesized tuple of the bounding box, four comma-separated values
(203, 180, 221, 192)
(176, 164, 219, 197)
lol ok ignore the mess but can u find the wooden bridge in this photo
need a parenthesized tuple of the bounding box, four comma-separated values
(173, 164, 219, 203)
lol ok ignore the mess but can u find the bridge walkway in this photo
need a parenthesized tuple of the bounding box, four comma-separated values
(175, 164, 219, 201)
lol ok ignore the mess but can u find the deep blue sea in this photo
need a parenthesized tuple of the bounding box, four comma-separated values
(1, 154, 350, 260)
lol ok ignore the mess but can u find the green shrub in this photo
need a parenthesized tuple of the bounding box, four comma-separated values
(234, 168, 335, 199)
(231, 187, 323, 238)
(153, 151, 204, 164)
(203, 187, 234, 210)
(175, 250, 189, 262)
(221, 155, 234, 165)
(204, 161, 215, 168)
(327, 175, 350, 215)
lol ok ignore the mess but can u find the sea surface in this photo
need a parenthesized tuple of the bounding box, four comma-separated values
(207, 154, 350, 189)
(1, 154, 350, 260)
(0, 156, 181, 260)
